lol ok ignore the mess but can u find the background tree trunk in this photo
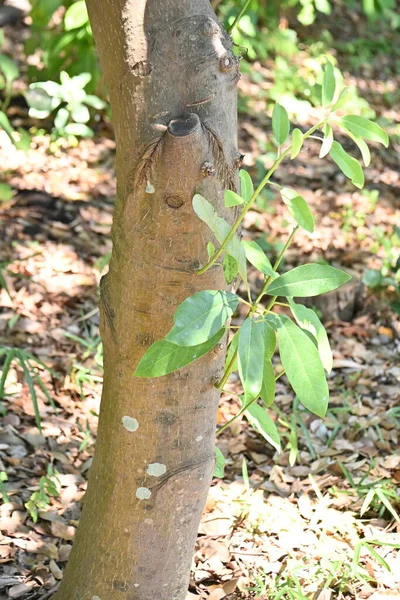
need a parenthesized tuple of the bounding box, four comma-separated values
(54, 1, 239, 598)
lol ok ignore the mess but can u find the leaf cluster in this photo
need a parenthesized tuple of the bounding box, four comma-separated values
(134, 61, 389, 477)
(25, 465, 60, 523)
(0, 347, 57, 431)
(25, 71, 106, 139)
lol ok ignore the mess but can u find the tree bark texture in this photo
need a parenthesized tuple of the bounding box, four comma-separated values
(54, 1, 239, 599)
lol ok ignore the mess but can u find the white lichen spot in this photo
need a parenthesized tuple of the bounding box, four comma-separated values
(196, 435, 203, 442)
(92, 597, 101, 600)
(146, 463, 166, 477)
(136, 487, 151, 500)
(134, 584, 140, 588)
(146, 180, 155, 194)
(122, 416, 139, 432)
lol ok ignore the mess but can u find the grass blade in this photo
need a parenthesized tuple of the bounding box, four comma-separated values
(0, 348, 15, 398)
(30, 365, 57, 411)
(17, 350, 42, 432)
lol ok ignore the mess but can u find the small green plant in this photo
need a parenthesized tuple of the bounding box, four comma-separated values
(361, 0, 399, 27)
(0, 52, 19, 113)
(64, 330, 103, 367)
(276, 398, 317, 466)
(25, 464, 60, 522)
(25, 0, 101, 93)
(245, 531, 400, 599)
(0, 347, 57, 431)
(25, 71, 106, 139)
(133, 62, 388, 474)
(77, 418, 94, 451)
(338, 460, 400, 523)
(363, 225, 400, 313)
(352, 535, 400, 577)
(0, 36, 31, 150)
(64, 329, 103, 397)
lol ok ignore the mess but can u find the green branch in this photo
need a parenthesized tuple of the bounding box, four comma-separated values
(227, 0, 252, 33)
(196, 121, 325, 277)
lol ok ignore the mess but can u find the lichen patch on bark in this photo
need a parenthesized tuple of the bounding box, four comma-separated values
(146, 463, 167, 477)
(136, 487, 152, 500)
(122, 416, 139, 431)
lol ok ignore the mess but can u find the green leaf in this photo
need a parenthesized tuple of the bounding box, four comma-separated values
(224, 189, 244, 207)
(0, 54, 19, 84)
(32, 370, 57, 410)
(319, 123, 334, 158)
(29, 80, 63, 98)
(238, 319, 265, 402)
(322, 60, 336, 107)
(71, 103, 90, 124)
(0, 272, 11, 299)
(346, 131, 371, 167)
(290, 128, 304, 159)
(29, 107, 52, 120)
(288, 299, 332, 373)
(225, 331, 238, 371)
(375, 490, 400, 523)
(134, 327, 225, 378)
(315, 0, 331, 14)
(165, 290, 238, 346)
(64, 123, 93, 137)
(242, 240, 276, 278)
(0, 183, 13, 202)
(214, 447, 225, 478)
(363, 542, 392, 571)
(223, 254, 238, 284)
(207, 242, 215, 258)
(242, 400, 280, 451)
(263, 322, 276, 359)
(265, 313, 282, 331)
(260, 359, 275, 407)
(54, 107, 69, 130)
(71, 72, 92, 89)
(17, 351, 42, 431)
(329, 141, 364, 189)
(192, 194, 247, 282)
(64, 0, 89, 30)
(278, 316, 329, 417)
(25, 85, 61, 114)
(280, 188, 315, 233)
(298, 3, 316, 25)
(0, 110, 14, 139)
(272, 103, 290, 146)
(0, 349, 15, 398)
(239, 169, 254, 202)
(14, 128, 31, 152)
(340, 115, 389, 147)
(362, 268, 382, 288)
(331, 87, 349, 111)
(267, 264, 351, 297)
(84, 94, 106, 110)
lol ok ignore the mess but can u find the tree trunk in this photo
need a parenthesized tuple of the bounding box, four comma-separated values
(54, 1, 239, 599)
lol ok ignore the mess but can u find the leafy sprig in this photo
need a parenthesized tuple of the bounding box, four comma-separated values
(134, 60, 389, 476)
